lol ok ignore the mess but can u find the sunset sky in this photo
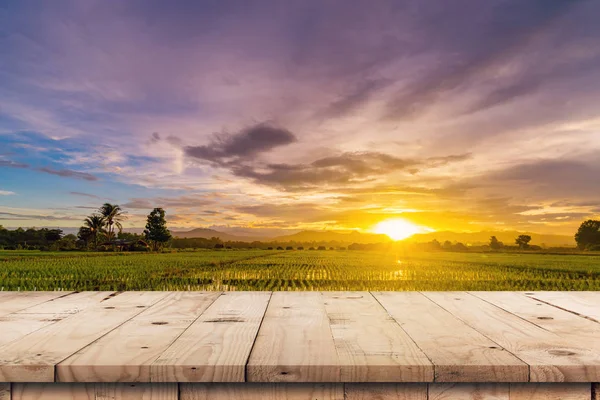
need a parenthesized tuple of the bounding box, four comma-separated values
(1, 0, 600, 236)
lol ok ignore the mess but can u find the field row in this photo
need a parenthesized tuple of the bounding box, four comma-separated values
(1, 250, 599, 291)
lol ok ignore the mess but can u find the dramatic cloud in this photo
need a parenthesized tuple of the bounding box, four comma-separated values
(37, 167, 98, 181)
(0, 160, 29, 169)
(69, 192, 104, 200)
(1, 0, 599, 233)
(185, 124, 297, 165)
(0, 211, 80, 222)
(123, 195, 213, 210)
(233, 151, 419, 190)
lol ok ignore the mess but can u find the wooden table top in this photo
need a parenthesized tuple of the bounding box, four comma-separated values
(0, 291, 598, 384)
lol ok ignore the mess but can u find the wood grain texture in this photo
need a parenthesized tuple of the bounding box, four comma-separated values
(525, 292, 600, 322)
(11, 383, 176, 400)
(323, 292, 433, 382)
(428, 384, 509, 400)
(424, 292, 600, 382)
(94, 383, 177, 399)
(58, 292, 221, 382)
(0, 292, 71, 318)
(247, 292, 339, 382)
(11, 384, 94, 400)
(509, 383, 590, 399)
(373, 292, 527, 382)
(0, 292, 168, 382)
(0, 292, 115, 348)
(0, 383, 9, 400)
(472, 292, 600, 349)
(14, 292, 115, 315)
(180, 383, 343, 400)
(152, 292, 270, 382)
(344, 384, 427, 400)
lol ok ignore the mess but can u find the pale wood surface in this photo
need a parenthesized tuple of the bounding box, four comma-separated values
(151, 292, 270, 382)
(0, 291, 599, 384)
(472, 292, 600, 349)
(344, 384, 427, 400)
(57, 292, 220, 382)
(94, 383, 177, 400)
(246, 292, 339, 382)
(428, 384, 509, 400)
(323, 292, 432, 382)
(509, 383, 590, 400)
(11, 384, 95, 400)
(0, 292, 71, 318)
(525, 291, 600, 322)
(424, 292, 600, 382)
(373, 292, 528, 382)
(180, 384, 344, 400)
(0, 292, 168, 382)
(0, 292, 115, 348)
(11, 383, 177, 400)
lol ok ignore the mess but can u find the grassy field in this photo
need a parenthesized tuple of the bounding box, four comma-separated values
(1, 249, 599, 291)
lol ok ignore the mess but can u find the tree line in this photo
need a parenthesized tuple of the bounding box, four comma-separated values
(0, 203, 172, 251)
(77, 203, 172, 251)
(1, 217, 599, 252)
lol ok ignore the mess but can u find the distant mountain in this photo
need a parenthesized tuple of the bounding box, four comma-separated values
(407, 230, 575, 247)
(166, 227, 575, 247)
(171, 228, 258, 242)
(272, 230, 392, 244)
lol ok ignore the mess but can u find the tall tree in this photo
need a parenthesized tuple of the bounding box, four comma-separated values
(144, 208, 172, 251)
(98, 203, 126, 241)
(575, 220, 600, 250)
(489, 236, 503, 250)
(515, 234, 532, 249)
(83, 215, 106, 248)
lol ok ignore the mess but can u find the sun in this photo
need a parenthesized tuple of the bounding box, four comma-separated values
(372, 218, 428, 241)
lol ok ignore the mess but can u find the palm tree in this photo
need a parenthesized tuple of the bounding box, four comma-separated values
(83, 215, 106, 248)
(98, 203, 126, 241)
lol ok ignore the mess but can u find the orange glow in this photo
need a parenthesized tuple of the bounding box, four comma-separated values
(372, 218, 430, 241)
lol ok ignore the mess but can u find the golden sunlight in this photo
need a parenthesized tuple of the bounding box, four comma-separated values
(373, 218, 429, 241)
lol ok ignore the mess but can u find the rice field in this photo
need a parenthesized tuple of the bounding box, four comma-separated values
(1, 249, 599, 291)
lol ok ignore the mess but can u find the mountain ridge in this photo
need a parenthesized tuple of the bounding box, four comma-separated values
(172, 228, 575, 247)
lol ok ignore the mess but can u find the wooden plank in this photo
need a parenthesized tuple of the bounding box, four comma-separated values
(11, 383, 177, 400)
(373, 292, 528, 382)
(525, 292, 600, 322)
(472, 292, 600, 349)
(11, 383, 94, 400)
(0, 383, 9, 400)
(424, 292, 600, 382)
(0, 292, 72, 318)
(344, 384, 427, 400)
(94, 383, 178, 399)
(593, 383, 599, 400)
(58, 292, 221, 382)
(180, 383, 343, 400)
(246, 292, 339, 382)
(509, 383, 590, 399)
(428, 384, 509, 400)
(0, 292, 114, 347)
(322, 292, 432, 382)
(152, 292, 270, 382)
(0, 292, 169, 382)
(15, 292, 114, 315)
